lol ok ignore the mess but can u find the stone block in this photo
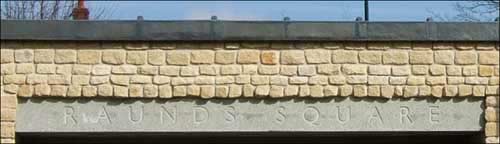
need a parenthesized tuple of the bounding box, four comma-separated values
(191, 50, 214, 64)
(35, 64, 55, 74)
(328, 76, 346, 84)
(1, 122, 15, 138)
(159, 66, 179, 76)
(298, 65, 316, 76)
(270, 76, 288, 86)
(332, 50, 357, 64)
(383, 51, 408, 65)
(67, 85, 82, 97)
(342, 65, 367, 75)
(280, 66, 297, 76)
(50, 85, 67, 97)
(0, 64, 15, 75)
(252, 76, 269, 85)
(359, 51, 382, 64)
(486, 86, 499, 96)
(426, 76, 446, 85)
(458, 85, 473, 97)
(47, 75, 70, 85)
(368, 76, 388, 85)
(159, 85, 172, 98)
(215, 51, 236, 64)
(281, 50, 305, 65)
(71, 65, 90, 75)
(186, 85, 200, 97)
(340, 85, 353, 97)
(82, 86, 97, 97)
(242, 84, 255, 97)
(446, 66, 462, 76)
(77, 50, 100, 64)
(235, 75, 251, 84)
(261, 51, 279, 65)
(148, 50, 166, 65)
(419, 86, 431, 96)
(89, 76, 107, 85)
(54, 50, 77, 64)
(102, 50, 126, 64)
(238, 50, 260, 64)
(479, 51, 499, 65)
(410, 51, 433, 64)
(166, 51, 190, 65)
(171, 77, 194, 85)
(368, 66, 390, 76)
(317, 64, 340, 75)
(431, 86, 443, 98)
(258, 66, 279, 75)
(381, 86, 394, 98)
(486, 96, 498, 107)
(172, 86, 187, 97)
(16, 63, 34, 74)
(3, 85, 18, 94)
(127, 51, 147, 65)
(465, 77, 489, 85)
(34, 49, 54, 63)
(215, 76, 234, 84)
(391, 66, 410, 76)
(284, 86, 299, 97)
(473, 86, 486, 97)
(33, 85, 50, 96)
(0, 49, 14, 63)
(112, 65, 137, 74)
(455, 51, 476, 65)
(128, 85, 142, 98)
(91, 65, 111, 76)
(242, 65, 258, 75)
(199, 65, 218, 76)
(299, 85, 310, 97)
(289, 77, 308, 84)
(368, 86, 380, 97)
(434, 51, 454, 65)
(220, 65, 241, 75)
(4, 75, 25, 84)
(445, 86, 458, 97)
(447, 77, 464, 85)
(323, 86, 338, 97)
(228, 85, 242, 98)
(407, 77, 425, 86)
(463, 66, 478, 76)
(130, 76, 152, 84)
(15, 49, 34, 63)
(353, 85, 367, 97)
(255, 85, 270, 97)
(144, 85, 158, 98)
(485, 122, 498, 137)
(310, 85, 324, 98)
(195, 76, 215, 85)
(412, 65, 428, 75)
(346, 76, 367, 84)
(268, 86, 284, 98)
(309, 76, 328, 85)
(1, 108, 16, 122)
(305, 49, 330, 64)
(180, 66, 200, 76)
(152, 76, 170, 84)
(479, 66, 494, 77)
(429, 65, 445, 76)
(403, 86, 418, 97)
(97, 85, 112, 97)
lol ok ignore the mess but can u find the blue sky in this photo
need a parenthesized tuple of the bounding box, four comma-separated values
(88, 1, 496, 21)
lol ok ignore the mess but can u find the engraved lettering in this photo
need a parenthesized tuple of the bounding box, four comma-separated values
(160, 106, 176, 124)
(193, 106, 209, 124)
(336, 106, 351, 124)
(275, 106, 286, 124)
(128, 105, 144, 124)
(63, 106, 77, 125)
(224, 106, 236, 123)
(303, 106, 320, 125)
(400, 106, 413, 124)
(97, 106, 112, 124)
(429, 106, 440, 123)
(368, 106, 384, 125)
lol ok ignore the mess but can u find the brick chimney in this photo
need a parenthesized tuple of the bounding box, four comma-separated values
(72, 0, 89, 20)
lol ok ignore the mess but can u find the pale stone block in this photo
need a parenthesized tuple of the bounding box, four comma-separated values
(220, 65, 241, 75)
(67, 85, 82, 97)
(368, 76, 388, 85)
(383, 51, 408, 65)
(78, 50, 100, 64)
(342, 65, 367, 75)
(215, 51, 236, 64)
(479, 66, 494, 77)
(410, 51, 433, 64)
(332, 50, 357, 64)
(152, 76, 170, 84)
(199, 65, 218, 76)
(309, 76, 328, 85)
(381, 86, 394, 98)
(72, 75, 90, 85)
(407, 76, 425, 85)
(419, 86, 431, 96)
(485, 122, 498, 137)
(458, 85, 473, 96)
(159, 85, 172, 98)
(3, 85, 18, 94)
(485, 137, 500, 144)
(137, 66, 158, 75)
(284, 86, 299, 97)
(368, 86, 380, 97)
(34, 49, 54, 63)
(97, 85, 112, 97)
(102, 50, 126, 64)
(346, 76, 367, 84)
(214, 86, 229, 98)
(33, 85, 50, 96)
(15, 49, 34, 63)
(353, 85, 367, 97)
(280, 66, 297, 76)
(237, 50, 260, 64)
(305, 49, 330, 64)
(323, 86, 338, 97)
(186, 85, 200, 97)
(298, 65, 316, 76)
(434, 51, 454, 65)
(310, 85, 324, 98)
(91, 65, 111, 76)
(267, 86, 283, 98)
(317, 64, 340, 75)
(4, 75, 25, 84)
(391, 66, 410, 76)
(426, 76, 446, 85)
(0, 49, 14, 63)
(130, 76, 152, 84)
(255, 85, 270, 97)
(242, 84, 255, 97)
(16, 63, 34, 74)
(340, 85, 353, 97)
(476, 42, 496, 50)
(110, 75, 129, 86)
(270, 76, 288, 86)
(144, 85, 158, 98)
(490, 77, 499, 85)
(242, 65, 258, 75)
(368, 66, 390, 76)
(486, 86, 499, 96)
(228, 85, 242, 98)
(50, 85, 67, 97)
(55, 65, 72, 75)
(54, 50, 77, 64)
(281, 50, 305, 65)
(455, 43, 475, 50)
(195, 76, 215, 85)
(289, 77, 308, 84)
(463, 66, 478, 76)
(394, 86, 404, 97)
(235, 75, 251, 84)
(215, 76, 234, 84)
(112, 65, 137, 74)
(447, 77, 464, 85)
(159, 66, 179, 76)
(473, 86, 485, 96)
(1, 122, 15, 138)
(258, 66, 279, 75)
(180, 66, 199, 76)
(479, 51, 499, 65)
(171, 77, 194, 85)
(486, 96, 498, 107)
(47, 75, 70, 85)
(445, 86, 458, 97)
(172, 86, 187, 97)
(389, 77, 407, 85)
(465, 77, 489, 85)
(412, 65, 428, 75)
(148, 50, 166, 65)
(128, 85, 142, 98)
(359, 51, 382, 64)
(261, 51, 279, 65)
(166, 51, 190, 65)
(36, 64, 55, 74)
(455, 51, 476, 65)
(431, 86, 443, 98)
(429, 65, 445, 76)
(112, 86, 128, 97)
(72, 65, 90, 75)
(446, 66, 462, 76)
(403, 86, 418, 97)
(0, 63, 15, 75)
(90, 76, 108, 85)
(252, 76, 269, 85)
(191, 50, 214, 64)
(126, 51, 147, 65)
(329, 76, 346, 84)
(299, 85, 310, 97)
(82, 86, 97, 97)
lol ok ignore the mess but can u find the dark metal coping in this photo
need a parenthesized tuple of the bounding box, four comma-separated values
(1, 20, 499, 41)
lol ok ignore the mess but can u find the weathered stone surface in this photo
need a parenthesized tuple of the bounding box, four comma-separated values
(298, 65, 316, 76)
(4, 75, 25, 84)
(485, 122, 499, 137)
(72, 65, 91, 75)
(258, 66, 279, 75)
(16, 63, 34, 74)
(410, 51, 433, 64)
(429, 65, 445, 76)
(199, 65, 218, 76)
(252, 76, 269, 85)
(180, 66, 199, 76)
(0, 49, 14, 63)
(215, 86, 229, 98)
(242, 65, 258, 75)
(353, 85, 367, 97)
(317, 64, 340, 75)
(159, 85, 172, 98)
(284, 85, 299, 96)
(368, 76, 388, 85)
(92, 65, 112, 76)
(166, 51, 190, 65)
(173, 86, 187, 97)
(310, 85, 324, 97)
(289, 77, 308, 84)
(82, 86, 97, 97)
(479, 66, 494, 77)
(148, 50, 166, 65)
(434, 51, 454, 65)
(215, 51, 236, 64)
(383, 51, 408, 65)
(255, 85, 270, 97)
(111, 65, 137, 74)
(391, 66, 410, 76)
(298, 85, 310, 97)
(50, 85, 67, 97)
(242, 84, 255, 97)
(479, 51, 499, 65)
(329, 76, 346, 84)
(102, 50, 126, 64)
(34, 49, 54, 63)
(455, 51, 476, 65)
(308, 76, 328, 85)
(159, 66, 180, 76)
(324, 86, 338, 97)
(485, 107, 498, 122)
(15, 49, 34, 63)
(281, 50, 305, 65)
(261, 51, 279, 65)
(238, 50, 260, 64)
(368, 66, 390, 76)
(342, 65, 367, 75)
(77, 50, 100, 64)
(332, 50, 357, 64)
(305, 49, 330, 64)
(186, 85, 200, 97)
(126, 51, 147, 65)
(346, 76, 367, 84)
(228, 85, 242, 98)
(359, 51, 382, 64)
(280, 66, 297, 76)
(191, 50, 214, 64)
(220, 65, 241, 75)
(411, 65, 428, 75)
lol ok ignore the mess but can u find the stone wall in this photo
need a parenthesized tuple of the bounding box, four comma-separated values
(1, 41, 499, 143)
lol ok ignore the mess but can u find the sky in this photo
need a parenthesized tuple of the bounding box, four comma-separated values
(88, 1, 497, 21)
